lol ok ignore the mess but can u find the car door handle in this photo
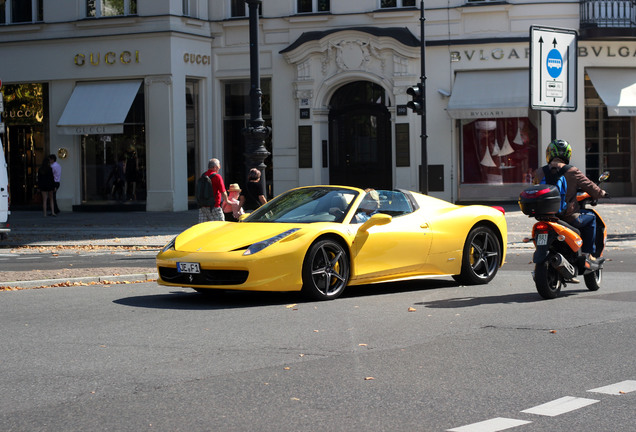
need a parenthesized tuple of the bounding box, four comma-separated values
(420, 223, 429, 229)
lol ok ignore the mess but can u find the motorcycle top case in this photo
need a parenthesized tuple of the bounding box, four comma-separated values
(518, 184, 562, 216)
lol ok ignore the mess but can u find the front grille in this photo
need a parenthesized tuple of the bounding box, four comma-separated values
(158, 267, 248, 286)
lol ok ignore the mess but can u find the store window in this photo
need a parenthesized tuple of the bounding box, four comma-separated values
(0, 0, 42, 24)
(87, 0, 137, 18)
(186, 80, 201, 200)
(380, 0, 416, 8)
(584, 74, 631, 184)
(223, 80, 272, 197)
(461, 118, 538, 185)
(297, 0, 330, 13)
(0, 83, 49, 207)
(80, 87, 145, 204)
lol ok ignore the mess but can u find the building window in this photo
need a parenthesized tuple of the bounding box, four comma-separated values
(297, 0, 330, 13)
(230, 0, 262, 18)
(223, 80, 272, 197)
(461, 118, 539, 185)
(0, 0, 43, 24)
(87, 0, 137, 18)
(584, 74, 631, 183)
(380, 0, 416, 8)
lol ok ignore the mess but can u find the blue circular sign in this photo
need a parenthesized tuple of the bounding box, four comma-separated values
(546, 49, 563, 78)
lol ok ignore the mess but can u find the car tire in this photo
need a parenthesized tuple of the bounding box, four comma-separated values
(301, 238, 349, 301)
(452, 225, 501, 285)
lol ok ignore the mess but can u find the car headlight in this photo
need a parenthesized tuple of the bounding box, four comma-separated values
(160, 236, 176, 253)
(243, 228, 300, 256)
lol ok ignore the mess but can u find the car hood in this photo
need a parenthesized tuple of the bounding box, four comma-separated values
(174, 222, 308, 253)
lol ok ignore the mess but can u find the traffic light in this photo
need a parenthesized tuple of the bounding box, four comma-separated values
(406, 83, 423, 115)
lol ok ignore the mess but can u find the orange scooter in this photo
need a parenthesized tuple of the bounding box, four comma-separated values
(519, 172, 609, 299)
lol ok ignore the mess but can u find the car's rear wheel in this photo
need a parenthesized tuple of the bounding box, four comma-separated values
(302, 239, 349, 301)
(452, 225, 501, 285)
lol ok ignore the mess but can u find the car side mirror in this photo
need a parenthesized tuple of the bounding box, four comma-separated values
(359, 213, 392, 232)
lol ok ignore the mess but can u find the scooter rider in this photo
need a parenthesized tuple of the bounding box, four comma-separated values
(533, 139, 608, 259)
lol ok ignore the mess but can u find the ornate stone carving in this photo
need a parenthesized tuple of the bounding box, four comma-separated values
(319, 39, 385, 75)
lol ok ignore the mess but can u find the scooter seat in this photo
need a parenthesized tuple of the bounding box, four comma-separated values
(557, 219, 580, 236)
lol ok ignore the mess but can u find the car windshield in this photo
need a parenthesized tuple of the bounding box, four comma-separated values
(244, 187, 359, 223)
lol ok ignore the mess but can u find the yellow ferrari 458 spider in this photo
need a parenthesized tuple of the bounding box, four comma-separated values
(156, 185, 507, 300)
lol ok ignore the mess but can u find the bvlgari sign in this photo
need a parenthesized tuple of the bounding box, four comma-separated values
(450, 44, 636, 63)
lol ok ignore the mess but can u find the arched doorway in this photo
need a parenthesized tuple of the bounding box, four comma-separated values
(328, 81, 392, 190)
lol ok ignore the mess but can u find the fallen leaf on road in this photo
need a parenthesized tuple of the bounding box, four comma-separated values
(408, 307, 416, 312)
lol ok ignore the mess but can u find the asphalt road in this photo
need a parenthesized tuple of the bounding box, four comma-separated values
(1, 269, 634, 432)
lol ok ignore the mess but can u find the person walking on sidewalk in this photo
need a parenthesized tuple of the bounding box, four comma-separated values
(197, 158, 228, 223)
(37, 157, 56, 217)
(239, 168, 267, 213)
(49, 154, 61, 214)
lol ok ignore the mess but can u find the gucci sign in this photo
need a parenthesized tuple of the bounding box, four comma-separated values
(74, 50, 140, 66)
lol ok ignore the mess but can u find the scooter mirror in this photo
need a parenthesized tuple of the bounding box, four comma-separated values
(599, 171, 610, 182)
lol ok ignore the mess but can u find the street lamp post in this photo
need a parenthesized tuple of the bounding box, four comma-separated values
(418, 0, 428, 195)
(243, 0, 271, 191)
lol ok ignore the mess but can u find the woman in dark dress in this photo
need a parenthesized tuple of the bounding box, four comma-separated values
(239, 168, 267, 212)
(37, 158, 56, 217)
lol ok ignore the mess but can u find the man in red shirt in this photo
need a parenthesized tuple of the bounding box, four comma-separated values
(199, 158, 229, 223)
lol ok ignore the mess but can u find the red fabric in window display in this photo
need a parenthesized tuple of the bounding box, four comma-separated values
(462, 118, 538, 184)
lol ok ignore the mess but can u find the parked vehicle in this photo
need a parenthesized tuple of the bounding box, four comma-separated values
(519, 172, 609, 299)
(0, 136, 9, 239)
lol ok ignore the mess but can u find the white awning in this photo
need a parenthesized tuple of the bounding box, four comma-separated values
(587, 68, 636, 117)
(446, 70, 529, 119)
(57, 80, 142, 135)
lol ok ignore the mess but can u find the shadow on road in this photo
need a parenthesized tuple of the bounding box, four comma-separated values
(113, 278, 460, 310)
(416, 290, 586, 308)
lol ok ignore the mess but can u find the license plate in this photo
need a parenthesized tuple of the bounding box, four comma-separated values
(536, 233, 548, 246)
(177, 262, 201, 273)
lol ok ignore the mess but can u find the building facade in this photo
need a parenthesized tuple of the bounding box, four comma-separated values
(1, 0, 634, 212)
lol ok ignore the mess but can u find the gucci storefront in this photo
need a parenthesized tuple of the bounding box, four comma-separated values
(1, 35, 212, 212)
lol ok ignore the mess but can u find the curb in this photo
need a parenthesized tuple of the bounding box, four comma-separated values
(0, 272, 159, 289)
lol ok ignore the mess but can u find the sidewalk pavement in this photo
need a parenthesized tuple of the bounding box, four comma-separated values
(2, 199, 635, 288)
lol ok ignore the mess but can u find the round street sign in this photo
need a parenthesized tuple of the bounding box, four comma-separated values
(546, 49, 563, 79)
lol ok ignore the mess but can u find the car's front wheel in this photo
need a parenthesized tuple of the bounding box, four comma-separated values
(452, 225, 501, 285)
(302, 239, 350, 300)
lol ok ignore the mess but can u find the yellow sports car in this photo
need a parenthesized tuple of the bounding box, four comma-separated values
(156, 186, 507, 300)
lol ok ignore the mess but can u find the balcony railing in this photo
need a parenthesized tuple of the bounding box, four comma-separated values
(580, 0, 636, 37)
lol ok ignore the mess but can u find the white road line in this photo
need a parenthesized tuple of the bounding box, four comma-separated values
(521, 396, 599, 417)
(588, 380, 636, 395)
(447, 417, 532, 432)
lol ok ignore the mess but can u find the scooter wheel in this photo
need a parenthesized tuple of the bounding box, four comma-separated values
(584, 268, 602, 291)
(534, 261, 562, 299)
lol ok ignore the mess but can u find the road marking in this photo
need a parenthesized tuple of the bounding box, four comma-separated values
(447, 417, 532, 432)
(588, 380, 636, 395)
(521, 396, 599, 417)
